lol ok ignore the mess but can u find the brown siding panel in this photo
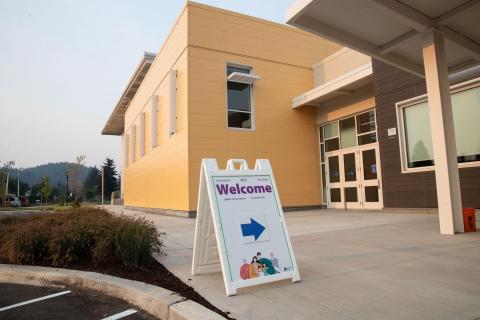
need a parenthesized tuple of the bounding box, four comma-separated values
(373, 60, 480, 208)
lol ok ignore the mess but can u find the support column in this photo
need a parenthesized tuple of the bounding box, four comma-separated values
(422, 28, 464, 235)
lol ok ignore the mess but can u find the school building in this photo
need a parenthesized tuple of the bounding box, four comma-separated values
(102, 1, 480, 233)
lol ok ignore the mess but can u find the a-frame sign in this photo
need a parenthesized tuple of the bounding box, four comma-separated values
(192, 159, 300, 296)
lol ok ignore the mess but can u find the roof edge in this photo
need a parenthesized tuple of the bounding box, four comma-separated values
(102, 52, 156, 136)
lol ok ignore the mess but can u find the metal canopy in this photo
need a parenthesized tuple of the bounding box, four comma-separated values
(102, 52, 156, 136)
(227, 72, 261, 84)
(293, 62, 373, 108)
(286, 0, 480, 77)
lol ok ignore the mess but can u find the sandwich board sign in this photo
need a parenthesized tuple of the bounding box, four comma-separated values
(192, 158, 300, 296)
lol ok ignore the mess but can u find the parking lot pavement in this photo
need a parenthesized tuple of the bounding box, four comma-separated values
(0, 283, 155, 320)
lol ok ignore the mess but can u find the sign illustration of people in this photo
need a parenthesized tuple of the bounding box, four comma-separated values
(239, 251, 280, 279)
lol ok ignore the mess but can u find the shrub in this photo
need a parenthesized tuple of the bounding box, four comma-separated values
(115, 218, 162, 268)
(0, 208, 164, 269)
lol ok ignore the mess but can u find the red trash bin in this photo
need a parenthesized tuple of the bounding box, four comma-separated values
(463, 208, 476, 232)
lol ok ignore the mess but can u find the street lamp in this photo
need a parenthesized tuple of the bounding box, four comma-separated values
(101, 166, 105, 206)
(65, 169, 70, 204)
(4, 161, 15, 196)
(17, 168, 23, 198)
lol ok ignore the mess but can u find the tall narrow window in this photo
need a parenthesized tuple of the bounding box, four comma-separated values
(151, 95, 158, 148)
(139, 112, 145, 157)
(339, 117, 356, 149)
(402, 101, 434, 168)
(130, 125, 136, 163)
(227, 66, 253, 129)
(124, 134, 129, 167)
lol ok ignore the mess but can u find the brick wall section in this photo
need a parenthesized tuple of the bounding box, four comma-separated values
(373, 60, 480, 208)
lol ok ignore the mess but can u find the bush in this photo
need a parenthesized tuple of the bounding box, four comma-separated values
(0, 208, 164, 269)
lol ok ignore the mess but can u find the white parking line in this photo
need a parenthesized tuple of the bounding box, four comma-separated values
(101, 308, 137, 320)
(0, 290, 71, 312)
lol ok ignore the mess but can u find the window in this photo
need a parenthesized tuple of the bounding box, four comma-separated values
(402, 101, 434, 168)
(320, 110, 377, 153)
(227, 65, 253, 129)
(124, 134, 129, 167)
(339, 117, 356, 149)
(323, 122, 340, 152)
(130, 125, 136, 163)
(356, 111, 377, 145)
(151, 95, 158, 148)
(139, 112, 145, 157)
(398, 79, 480, 171)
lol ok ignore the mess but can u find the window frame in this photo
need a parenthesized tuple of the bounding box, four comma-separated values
(320, 109, 377, 153)
(396, 76, 480, 174)
(226, 62, 256, 131)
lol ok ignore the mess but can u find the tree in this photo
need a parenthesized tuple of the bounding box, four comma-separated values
(0, 171, 5, 206)
(41, 176, 52, 205)
(102, 158, 119, 201)
(68, 155, 86, 203)
(83, 166, 101, 201)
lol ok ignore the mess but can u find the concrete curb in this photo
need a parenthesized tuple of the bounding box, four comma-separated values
(0, 264, 225, 320)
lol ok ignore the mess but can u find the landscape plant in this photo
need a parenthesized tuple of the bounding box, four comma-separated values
(0, 207, 164, 269)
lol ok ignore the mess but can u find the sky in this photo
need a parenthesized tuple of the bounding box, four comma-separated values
(0, 0, 294, 169)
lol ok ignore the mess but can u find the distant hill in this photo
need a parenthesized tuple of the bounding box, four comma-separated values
(10, 162, 93, 187)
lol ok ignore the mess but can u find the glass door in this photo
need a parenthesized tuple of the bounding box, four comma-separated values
(343, 152, 361, 209)
(326, 154, 343, 208)
(359, 145, 383, 209)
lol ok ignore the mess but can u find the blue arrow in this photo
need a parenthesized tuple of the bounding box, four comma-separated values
(241, 218, 265, 241)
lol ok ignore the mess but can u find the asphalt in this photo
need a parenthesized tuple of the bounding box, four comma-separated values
(106, 206, 480, 320)
(0, 283, 155, 320)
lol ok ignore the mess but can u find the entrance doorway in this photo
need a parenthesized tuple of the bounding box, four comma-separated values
(319, 110, 383, 209)
(326, 144, 383, 209)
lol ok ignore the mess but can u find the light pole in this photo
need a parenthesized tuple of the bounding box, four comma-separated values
(5, 161, 15, 196)
(65, 169, 69, 204)
(101, 166, 105, 205)
(17, 170, 20, 198)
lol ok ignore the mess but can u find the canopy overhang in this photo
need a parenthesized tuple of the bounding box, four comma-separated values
(293, 62, 372, 108)
(102, 52, 156, 136)
(286, 0, 480, 78)
(286, 0, 480, 235)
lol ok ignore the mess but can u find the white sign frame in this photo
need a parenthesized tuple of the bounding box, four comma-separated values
(192, 159, 300, 296)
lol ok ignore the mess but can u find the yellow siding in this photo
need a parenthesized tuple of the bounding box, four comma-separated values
(186, 4, 342, 210)
(123, 7, 190, 211)
(121, 2, 342, 212)
(188, 2, 340, 68)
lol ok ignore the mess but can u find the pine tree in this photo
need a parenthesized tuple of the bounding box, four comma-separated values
(102, 158, 119, 201)
(83, 167, 101, 201)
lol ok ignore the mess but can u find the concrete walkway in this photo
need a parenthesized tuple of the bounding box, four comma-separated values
(106, 207, 480, 320)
